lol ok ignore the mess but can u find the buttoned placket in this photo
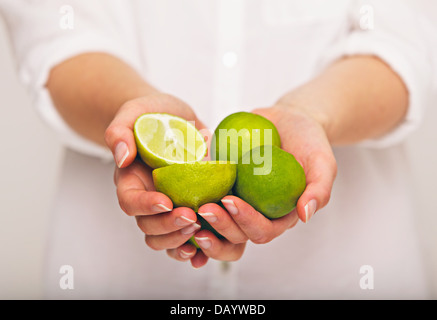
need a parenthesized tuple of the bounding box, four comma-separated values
(207, 0, 246, 299)
(211, 0, 245, 120)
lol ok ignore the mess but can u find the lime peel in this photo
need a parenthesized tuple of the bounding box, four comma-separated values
(153, 161, 237, 212)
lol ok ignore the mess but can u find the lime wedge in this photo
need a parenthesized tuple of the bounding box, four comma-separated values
(134, 113, 207, 169)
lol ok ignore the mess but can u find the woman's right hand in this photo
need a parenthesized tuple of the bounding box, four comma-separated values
(104, 93, 208, 264)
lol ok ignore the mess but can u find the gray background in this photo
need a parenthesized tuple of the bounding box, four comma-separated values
(0, 15, 436, 299)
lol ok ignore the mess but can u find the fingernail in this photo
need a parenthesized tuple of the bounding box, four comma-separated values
(221, 199, 238, 215)
(304, 199, 317, 223)
(181, 223, 201, 235)
(194, 236, 212, 250)
(114, 142, 129, 168)
(175, 215, 196, 227)
(153, 204, 172, 213)
(180, 249, 194, 259)
(198, 212, 217, 223)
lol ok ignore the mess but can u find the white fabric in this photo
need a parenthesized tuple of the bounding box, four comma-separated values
(1, 0, 436, 299)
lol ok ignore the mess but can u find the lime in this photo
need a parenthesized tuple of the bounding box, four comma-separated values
(211, 112, 281, 163)
(233, 145, 306, 219)
(134, 113, 207, 169)
(152, 161, 237, 212)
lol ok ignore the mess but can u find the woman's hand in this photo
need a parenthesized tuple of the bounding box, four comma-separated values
(106, 93, 336, 269)
(105, 93, 216, 267)
(166, 104, 337, 268)
(253, 104, 337, 223)
(189, 56, 409, 267)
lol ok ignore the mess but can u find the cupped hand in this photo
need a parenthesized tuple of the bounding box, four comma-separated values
(105, 93, 212, 266)
(253, 104, 338, 223)
(171, 104, 337, 268)
(107, 96, 337, 269)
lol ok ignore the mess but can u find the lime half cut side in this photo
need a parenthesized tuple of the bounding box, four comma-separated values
(134, 113, 207, 169)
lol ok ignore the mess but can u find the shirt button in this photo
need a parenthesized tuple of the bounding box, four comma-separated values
(222, 51, 238, 68)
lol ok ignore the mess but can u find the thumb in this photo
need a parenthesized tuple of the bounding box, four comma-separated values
(105, 102, 209, 168)
(295, 153, 337, 223)
(105, 122, 137, 169)
(104, 102, 145, 168)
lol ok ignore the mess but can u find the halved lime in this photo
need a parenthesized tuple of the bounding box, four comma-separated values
(134, 113, 207, 169)
(152, 161, 237, 212)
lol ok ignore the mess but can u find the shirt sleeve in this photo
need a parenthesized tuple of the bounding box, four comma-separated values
(318, 0, 437, 149)
(0, 0, 144, 160)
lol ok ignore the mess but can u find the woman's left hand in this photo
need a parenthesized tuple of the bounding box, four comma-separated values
(168, 104, 337, 268)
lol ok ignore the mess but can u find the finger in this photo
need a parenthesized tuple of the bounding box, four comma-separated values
(193, 119, 208, 131)
(114, 160, 155, 190)
(193, 230, 246, 261)
(190, 250, 209, 269)
(136, 207, 198, 235)
(145, 222, 201, 251)
(221, 196, 299, 244)
(117, 188, 173, 217)
(166, 243, 198, 262)
(287, 209, 300, 229)
(296, 152, 337, 223)
(116, 164, 173, 216)
(198, 203, 248, 244)
(104, 103, 140, 168)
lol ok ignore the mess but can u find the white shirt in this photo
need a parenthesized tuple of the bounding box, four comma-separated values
(1, 0, 436, 299)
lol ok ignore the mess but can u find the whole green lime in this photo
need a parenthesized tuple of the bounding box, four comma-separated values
(211, 112, 281, 163)
(234, 145, 306, 219)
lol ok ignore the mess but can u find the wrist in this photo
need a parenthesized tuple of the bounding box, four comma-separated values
(273, 96, 333, 142)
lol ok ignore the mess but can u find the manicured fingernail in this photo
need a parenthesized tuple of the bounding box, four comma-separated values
(175, 215, 196, 227)
(180, 249, 194, 259)
(221, 199, 238, 215)
(114, 142, 129, 168)
(198, 212, 217, 223)
(194, 236, 212, 250)
(181, 223, 201, 235)
(153, 204, 172, 213)
(304, 199, 317, 223)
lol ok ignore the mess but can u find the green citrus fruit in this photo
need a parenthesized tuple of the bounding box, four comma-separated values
(152, 161, 236, 212)
(211, 112, 281, 163)
(233, 145, 306, 219)
(134, 113, 207, 169)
